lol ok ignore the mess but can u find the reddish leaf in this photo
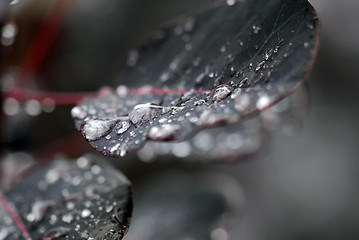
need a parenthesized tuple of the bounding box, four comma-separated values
(0, 155, 132, 240)
(73, 0, 320, 157)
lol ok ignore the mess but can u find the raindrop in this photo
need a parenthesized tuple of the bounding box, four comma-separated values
(82, 119, 117, 141)
(24, 99, 41, 116)
(62, 213, 74, 224)
(256, 94, 270, 109)
(2, 97, 20, 116)
(9, 0, 19, 5)
(212, 84, 233, 103)
(42, 98, 55, 113)
(255, 61, 265, 72)
(41, 227, 70, 239)
(171, 141, 192, 158)
(71, 106, 87, 119)
(226, 0, 236, 6)
(117, 121, 130, 135)
(81, 209, 91, 218)
(210, 228, 228, 240)
(148, 124, 181, 140)
(304, 42, 309, 48)
(253, 25, 261, 34)
(26, 200, 54, 223)
(1, 22, 17, 46)
(116, 85, 129, 97)
(76, 156, 89, 169)
(129, 103, 162, 125)
(110, 143, 121, 153)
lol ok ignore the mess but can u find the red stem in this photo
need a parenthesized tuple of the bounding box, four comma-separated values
(4, 87, 213, 106)
(16, 0, 72, 88)
(0, 192, 32, 240)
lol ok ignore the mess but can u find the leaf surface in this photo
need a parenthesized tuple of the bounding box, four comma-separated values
(0, 155, 132, 240)
(73, 0, 320, 157)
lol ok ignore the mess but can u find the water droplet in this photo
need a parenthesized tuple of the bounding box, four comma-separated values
(82, 119, 117, 141)
(71, 106, 87, 119)
(64, 203, 75, 212)
(255, 61, 265, 72)
(234, 92, 250, 112)
(148, 124, 181, 140)
(116, 85, 129, 97)
(62, 213, 74, 224)
(171, 142, 192, 158)
(226, 0, 236, 6)
(2, 97, 20, 116)
(42, 98, 55, 113)
(45, 169, 60, 184)
(120, 149, 126, 157)
(26, 200, 54, 223)
(256, 95, 271, 109)
(81, 209, 91, 218)
(1, 22, 17, 46)
(304, 42, 309, 48)
(41, 227, 70, 239)
(24, 99, 41, 116)
(253, 25, 261, 34)
(210, 227, 228, 240)
(9, 0, 19, 5)
(129, 103, 161, 125)
(212, 84, 233, 103)
(195, 73, 206, 85)
(110, 143, 121, 153)
(76, 156, 89, 169)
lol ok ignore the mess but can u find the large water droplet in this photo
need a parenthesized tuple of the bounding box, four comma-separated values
(82, 119, 117, 141)
(148, 124, 181, 140)
(212, 84, 233, 103)
(81, 208, 91, 218)
(71, 106, 87, 119)
(26, 200, 54, 223)
(129, 103, 161, 125)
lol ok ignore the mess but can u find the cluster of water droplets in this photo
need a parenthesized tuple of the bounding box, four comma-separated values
(1, 155, 132, 240)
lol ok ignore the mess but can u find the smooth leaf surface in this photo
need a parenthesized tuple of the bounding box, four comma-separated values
(124, 170, 243, 240)
(0, 155, 132, 240)
(73, 0, 320, 157)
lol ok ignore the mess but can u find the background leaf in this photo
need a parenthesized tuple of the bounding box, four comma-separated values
(0, 155, 132, 240)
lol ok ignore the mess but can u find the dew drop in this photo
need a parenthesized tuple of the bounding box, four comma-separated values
(226, 0, 236, 6)
(116, 85, 129, 97)
(148, 124, 181, 140)
(304, 42, 309, 48)
(2, 97, 20, 116)
(256, 95, 271, 109)
(26, 200, 54, 223)
(117, 121, 130, 135)
(71, 106, 87, 119)
(253, 25, 261, 34)
(82, 119, 117, 141)
(1, 22, 17, 46)
(129, 103, 161, 125)
(41, 227, 70, 239)
(81, 209, 91, 218)
(62, 213, 74, 224)
(212, 84, 233, 103)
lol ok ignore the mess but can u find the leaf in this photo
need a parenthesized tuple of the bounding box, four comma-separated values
(72, 0, 320, 157)
(124, 170, 243, 240)
(0, 155, 132, 240)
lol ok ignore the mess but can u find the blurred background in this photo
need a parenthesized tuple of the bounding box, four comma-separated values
(1, 0, 359, 239)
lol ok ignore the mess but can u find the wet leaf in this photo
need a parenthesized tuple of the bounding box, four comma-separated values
(73, 0, 320, 157)
(124, 170, 243, 240)
(0, 155, 132, 240)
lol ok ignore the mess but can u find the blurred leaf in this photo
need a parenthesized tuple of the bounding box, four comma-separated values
(0, 155, 132, 240)
(73, 0, 320, 157)
(124, 170, 243, 240)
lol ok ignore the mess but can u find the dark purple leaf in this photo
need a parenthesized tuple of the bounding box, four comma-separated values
(124, 170, 243, 240)
(73, 0, 320, 157)
(0, 155, 132, 240)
